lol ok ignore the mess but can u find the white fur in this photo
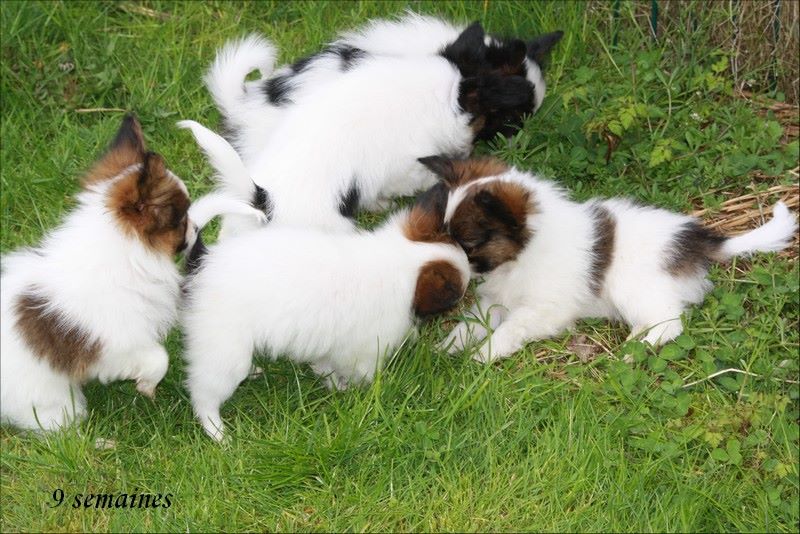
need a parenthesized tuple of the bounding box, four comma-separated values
(719, 202, 797, 257)
(182, 211, 469, 441)
(179, 120, 270, 238)
(203, 14, 550, 234)
(204, 33, 278, 156)
(336, 11, 463, 57)
(442, 170, 799, 362)
(0, 169, 260, 431)
(206, 13, 549, 164)
(207, 53, 473, 235)
(242, 55, 470, 232)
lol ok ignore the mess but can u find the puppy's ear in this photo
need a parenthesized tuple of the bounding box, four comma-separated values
(442, 21, 487, 76)
(527, 31, 563, 65)
(418, 156, 459, 187)
(475, 186, 529, 230)
(404, 183, 451, 243)
(84, 113, 147, 185)
(111, 113, 147, 155)
(413, 260, 466, 318)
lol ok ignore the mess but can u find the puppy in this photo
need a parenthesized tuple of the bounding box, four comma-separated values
(205, 18, 562, 234)
(181, 176, 469, 441)
(0, 115, 264, 431)
(419, 156, 799, 363)
(209, 13, 563, 165)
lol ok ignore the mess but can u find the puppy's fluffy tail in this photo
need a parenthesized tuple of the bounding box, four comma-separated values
(205, 34, 276, 130)
(717, 202, 798, 260)
(177, 120, 266, 207)
(184, 192, 268, 274)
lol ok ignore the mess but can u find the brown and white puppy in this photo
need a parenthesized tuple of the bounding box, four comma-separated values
(182, 180, 469, 441)
(0, 115, 262, 431)
(420, 155, 798, 362)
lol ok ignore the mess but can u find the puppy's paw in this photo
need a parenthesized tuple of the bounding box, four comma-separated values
(440, 323, 472, 355)
(135, 380, 157, 399)
(473, 331, 518, 364)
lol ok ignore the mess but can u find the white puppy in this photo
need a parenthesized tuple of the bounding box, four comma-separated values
(179, 125, 470, 440)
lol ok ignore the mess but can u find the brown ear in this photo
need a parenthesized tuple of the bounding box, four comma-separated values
(84, 114, 146, 185)
(413, 260, 466, 318)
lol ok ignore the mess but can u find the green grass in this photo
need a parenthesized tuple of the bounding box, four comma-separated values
(1, 1, 798, 531)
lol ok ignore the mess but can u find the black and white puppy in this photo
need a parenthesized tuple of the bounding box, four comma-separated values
(205, 14, 562, 235)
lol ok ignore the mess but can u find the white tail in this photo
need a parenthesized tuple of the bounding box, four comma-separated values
(177, 120, 256, 203)
(204, 34, 276, 130)
(188, 192, 267, 230)
(184, 192, 268, 257)
(719, 202, 798, 259)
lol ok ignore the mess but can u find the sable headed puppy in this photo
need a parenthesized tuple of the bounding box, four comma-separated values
(419, 155, 798, 363)
(182, 181, 469, 441)
(0, 115, 264, 431)
(204, 16, 562, 234)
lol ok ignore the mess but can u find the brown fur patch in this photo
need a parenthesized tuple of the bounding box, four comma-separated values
(588, 204, 615, 295)
(419, 156, 508, 188)
(449, 180, 534, 273)
(107, 153, 190, 255)
(666, 221, 726, 276)
(15, 289, 101, 379)
(403, 182, 453, 243)
(83, 114, 146, 186)
(413, 260, 466, 318)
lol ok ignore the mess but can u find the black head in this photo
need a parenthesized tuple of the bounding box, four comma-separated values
(442, 25, 563, 141)
(458, 74, 535, 140)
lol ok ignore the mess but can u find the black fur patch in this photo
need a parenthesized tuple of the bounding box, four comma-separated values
(329, 44, 366, 71)
(338, 181, 360, 218)
(111, 113, 146, 153)
(290, 52, 317, 74)
(264, 74, 293, 105)
(485, 37, 528, 75)
(254, 184, 272, 217)
(458, 74, 535, 140)
(588, 204, 615, 295)
(666, 221, 726, 276)
(441, 21, 487, 77)
(185, 233, 208, 275)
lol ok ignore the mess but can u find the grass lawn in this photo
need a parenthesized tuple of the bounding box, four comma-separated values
(1, 1, 798, 531)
